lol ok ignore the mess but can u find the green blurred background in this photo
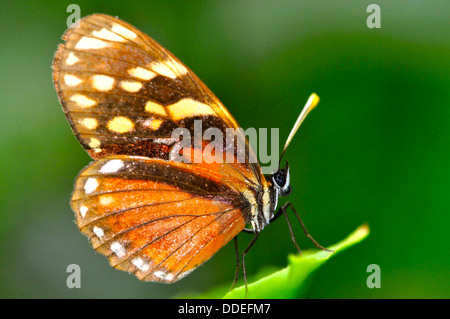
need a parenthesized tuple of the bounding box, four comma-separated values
(0, 0, 448, 298)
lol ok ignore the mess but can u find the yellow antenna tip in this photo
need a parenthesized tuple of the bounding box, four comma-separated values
(308, 93, 320, 111)
(281, 92, 321, 157)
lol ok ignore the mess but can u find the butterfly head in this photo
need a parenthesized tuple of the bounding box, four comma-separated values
(272, 160, 291, 197)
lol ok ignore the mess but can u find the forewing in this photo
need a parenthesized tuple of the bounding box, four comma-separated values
(71, 155, 248, 282)
(51, 14, 231, 151)
(52, 14, 264, 185)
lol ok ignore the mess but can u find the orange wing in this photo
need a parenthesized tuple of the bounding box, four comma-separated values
(52, 14, 269, 282)
(71, 155, 248, 282)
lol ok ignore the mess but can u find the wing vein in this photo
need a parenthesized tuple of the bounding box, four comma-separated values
(82, 18, 167, 64)
(72, 188, 240, 200)
(171, 211, 241, 282)
(97, 211, 225, 258)
(80, 197, 198, 229)
(78, 172, 234, 196)
(140, 205, 244, 280)
(60, 88, 188, 102)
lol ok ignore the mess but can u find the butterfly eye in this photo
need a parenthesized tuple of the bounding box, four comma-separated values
(273, 171, 286, 188)
(272, 162, 291, 196)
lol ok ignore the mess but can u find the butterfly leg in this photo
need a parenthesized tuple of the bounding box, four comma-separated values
(272, 202, 334, 254)
(229, 228, 258, 295)
(280, 204, 303, 255)
(228, 236, 240, 292)
(285, 202, 334, 252)
(242, 231, 259, 297)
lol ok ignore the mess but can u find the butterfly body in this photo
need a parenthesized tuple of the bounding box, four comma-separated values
(52, 14, 295, 283)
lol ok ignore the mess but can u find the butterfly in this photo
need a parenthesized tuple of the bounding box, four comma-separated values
(52, 13, 331, 292)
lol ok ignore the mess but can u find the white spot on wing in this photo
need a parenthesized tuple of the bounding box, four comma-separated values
(70, 94, 97, 108)
(166, 56, 188, 76)
(92, 28, 126, 42)
(66, 52, 79, 65)
(149, 61, 177, 79)
(75, 36, 108, 50)
(153, 270, 174, 282)
(80, 118, 98, 130)
(132, 257, 149, 272)
(99, 159, 124, 174)
(120, 80, 142, 92)
(128, 67, 157, 80)
(107, 116, 135, 133)
(88, 137, 101, 148)
(79, 206, 88, 218)
(64, 74, 82, 87)
(110, 242, 126, 258)
(167, 98, 215, 121)
(84, 177, 99, 194)
(145, 101, 167, 116)
(93, 226, 104, 239)
(111, 23, 137, 40)
(92, 74, 114, 91)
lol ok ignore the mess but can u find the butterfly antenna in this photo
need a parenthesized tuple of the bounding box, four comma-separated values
(279, 93, 320, 165)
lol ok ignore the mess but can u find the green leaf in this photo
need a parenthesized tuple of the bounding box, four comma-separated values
(190, 224, 369, 299)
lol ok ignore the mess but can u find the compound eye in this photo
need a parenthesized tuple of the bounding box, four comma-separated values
(273, 172, 286, 187)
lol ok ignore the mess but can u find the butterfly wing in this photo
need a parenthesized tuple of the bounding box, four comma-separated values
(52, 14, 261, 183)
(72, 155, 248, 282)
(52, 14, 268, 281)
